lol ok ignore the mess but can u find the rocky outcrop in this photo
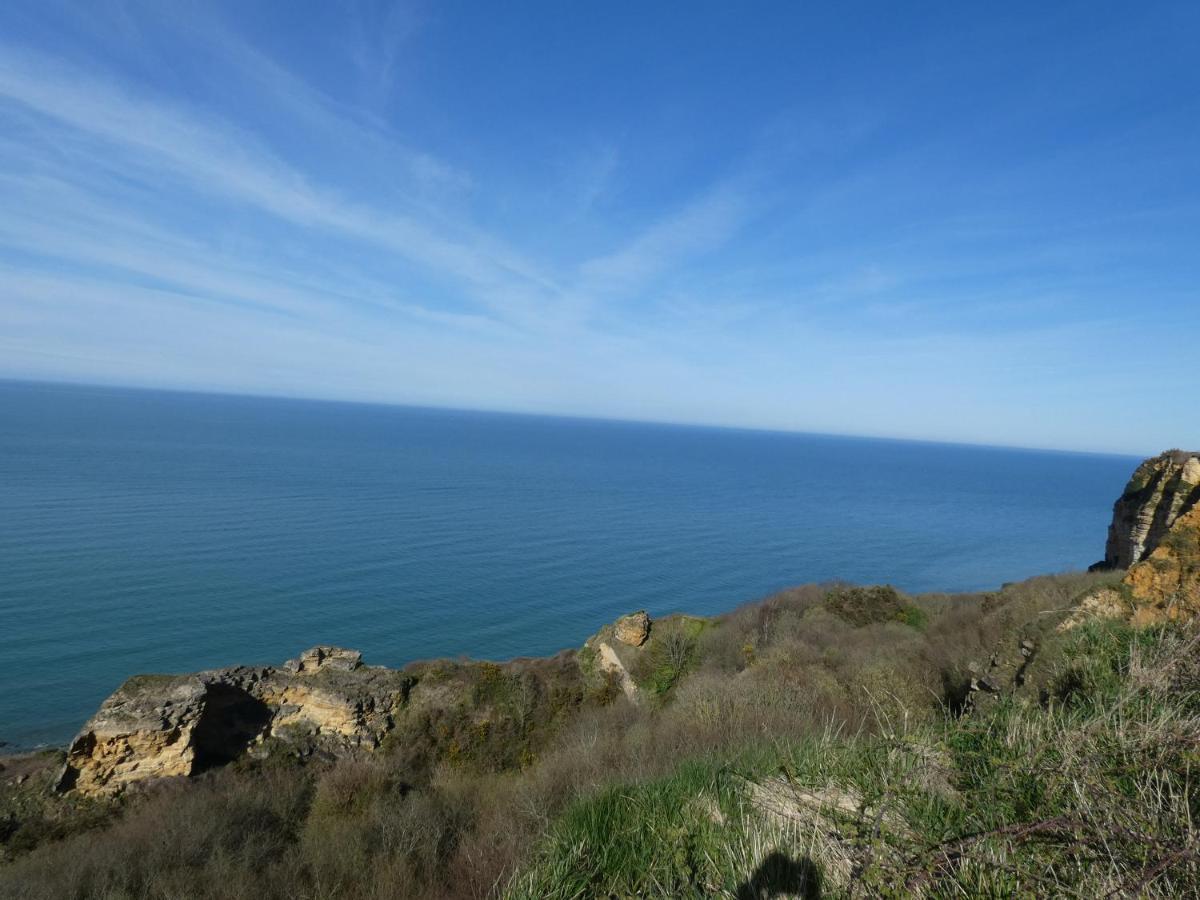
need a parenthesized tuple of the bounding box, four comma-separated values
(581, 612, 655, 702)
(1098, 450, 1200, 570)
(58, 625, 618, 798)
(284, 646, 363, 674)
(966, 637, 1037, 705)
(57, 648, 414, 797)
(1122, 505, 1200, 625)
(56, 676, 211, 795)
(614, 611, 651, 647)
(1064, 453, 1200, 631)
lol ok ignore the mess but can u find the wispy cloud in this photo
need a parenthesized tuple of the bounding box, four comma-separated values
(0, 44, 559, 328)
(346, 0, 426, 110)
(578, 180, 757, 295)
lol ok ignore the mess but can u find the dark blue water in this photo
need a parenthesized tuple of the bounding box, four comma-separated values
(0, 380, 1137, 749)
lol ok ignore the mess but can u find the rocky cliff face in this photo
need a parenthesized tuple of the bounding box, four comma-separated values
(57, 613, 659, 798)
(57, 646, 414, 797)
(1121, 504, 1200, 625)
(1099, 450, 1200, 569)
(1064, 451, 1200, 631)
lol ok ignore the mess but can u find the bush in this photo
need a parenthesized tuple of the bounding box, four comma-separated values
(635, 624, 699, 696)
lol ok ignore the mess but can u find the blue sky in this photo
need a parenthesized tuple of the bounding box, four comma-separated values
(0, 1, 1196, 454)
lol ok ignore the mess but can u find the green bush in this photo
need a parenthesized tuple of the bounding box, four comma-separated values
(824, 584, 926, 629)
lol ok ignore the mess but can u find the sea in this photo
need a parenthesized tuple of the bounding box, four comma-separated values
(0, 380, 1138, 750)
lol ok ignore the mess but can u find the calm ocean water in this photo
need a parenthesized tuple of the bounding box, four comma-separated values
(0, 381, 1137, 749)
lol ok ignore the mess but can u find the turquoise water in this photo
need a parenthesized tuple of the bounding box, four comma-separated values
(0, 380, 1136, 749)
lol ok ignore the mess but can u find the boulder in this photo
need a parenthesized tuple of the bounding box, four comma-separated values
(614, 611, 651, 647)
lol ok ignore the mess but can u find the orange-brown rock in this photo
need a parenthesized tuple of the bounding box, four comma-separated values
(1098, 450, 1200, 569)
(1123, 505, 1200, 625)
(1064, 502, 1200, 631)
(614, 611, 651, 646)
(57, 648, 413, 797)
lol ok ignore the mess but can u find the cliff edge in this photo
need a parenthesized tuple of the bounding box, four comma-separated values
(1060, 450, 1200, 630)
(1098, 449, 1200, 569)
(56, 646, 414, 796)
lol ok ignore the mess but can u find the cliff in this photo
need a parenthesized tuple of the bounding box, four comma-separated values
(56, 646, 414, 796)
(1061, 450, 1200, 630)
(1098, 449, 1200, 569)
(57, 603, 687, 797)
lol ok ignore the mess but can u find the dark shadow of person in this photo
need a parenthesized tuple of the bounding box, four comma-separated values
(734, 850, 821, 899)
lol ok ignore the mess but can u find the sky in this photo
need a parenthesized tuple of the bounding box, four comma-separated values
(0, 1, 1197, 455)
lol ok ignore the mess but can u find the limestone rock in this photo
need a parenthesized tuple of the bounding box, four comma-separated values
(56, 675, 209, 796)
(284, 646, 363, 674)
(1098, 450, 1200, 570)
(1122, 505, 1200, 625)
(614, 611, 651, 647)
(1066, 500, 1200, 631)
(1057, 587, 1128, 631)
(596, 641, 639, 702)
(57, 649, 413, 797)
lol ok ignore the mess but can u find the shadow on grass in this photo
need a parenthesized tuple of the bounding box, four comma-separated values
(734, 850, 822, 899)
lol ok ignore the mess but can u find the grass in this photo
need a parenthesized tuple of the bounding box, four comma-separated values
(510, 619, 1200, 897)
(507, 761, 744, 898)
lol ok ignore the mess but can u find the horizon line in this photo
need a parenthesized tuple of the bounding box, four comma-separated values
(1, 375, 1148, 461)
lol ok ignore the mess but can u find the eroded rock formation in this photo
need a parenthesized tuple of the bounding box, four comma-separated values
(1065, 452, 1200, 631)
(1098, 450, 1200, 570)
(614, 610, 651, 647)
(57, 630, 612, 798)
(1122, 504, 1200, 625)
(57, 648, 413, 797)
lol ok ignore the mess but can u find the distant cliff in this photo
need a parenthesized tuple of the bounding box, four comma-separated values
(1056, 449, 1200, 631)
(1099, 449, 1200, 569)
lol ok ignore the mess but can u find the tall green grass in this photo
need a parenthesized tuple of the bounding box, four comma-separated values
(510, 621, 1200, 898)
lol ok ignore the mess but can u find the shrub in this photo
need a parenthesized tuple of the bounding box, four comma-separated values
(824, 584, 918, 627)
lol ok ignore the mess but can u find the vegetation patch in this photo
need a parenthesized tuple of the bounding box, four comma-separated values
(823, 584, 925, 629)
(509, 761, 752, 899)
(632, 619, 708, 697)
(515, 621, 1200, 897)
